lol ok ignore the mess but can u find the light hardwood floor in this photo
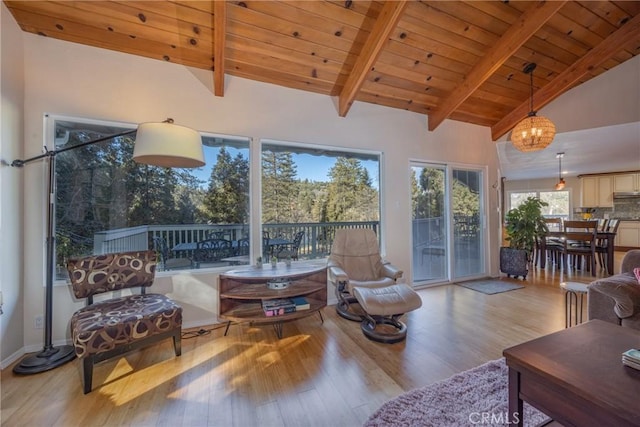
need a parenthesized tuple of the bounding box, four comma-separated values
(1, 254, 623, 426)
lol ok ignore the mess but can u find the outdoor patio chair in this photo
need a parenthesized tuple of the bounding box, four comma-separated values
(237, 237, 250, 256)
(194, 238, 233, 267)
(275, 230, 305, 260)
(152, 236, 193, 270)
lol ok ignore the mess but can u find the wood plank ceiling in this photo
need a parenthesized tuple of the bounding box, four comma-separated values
(5, 1, 640, 140)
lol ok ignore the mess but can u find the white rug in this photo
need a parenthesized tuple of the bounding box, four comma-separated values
(364, 358, 548, 427)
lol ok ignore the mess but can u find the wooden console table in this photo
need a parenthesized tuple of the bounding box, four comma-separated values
(503, 320, 640, 426)
(218, 263, 327, 338)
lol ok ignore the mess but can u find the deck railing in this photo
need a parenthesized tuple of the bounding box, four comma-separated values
(91, 221, 379, 265)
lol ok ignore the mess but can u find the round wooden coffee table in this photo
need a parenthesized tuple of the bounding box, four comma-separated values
(218, 263, 327, 338)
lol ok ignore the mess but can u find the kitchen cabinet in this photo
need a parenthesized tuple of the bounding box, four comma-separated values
(581, 176, 613, 207)
(615, 221, 640, 248)
(613, 173, 640, 192)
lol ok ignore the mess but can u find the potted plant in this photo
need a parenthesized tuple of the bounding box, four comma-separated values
(500, 197, 549, 279)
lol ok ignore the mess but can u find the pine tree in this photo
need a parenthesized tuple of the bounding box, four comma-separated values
(417, 167, 445, 218)
(326, 157, 378, 221)
(202, 147, 249, 224)
(262, 150, 298, 223)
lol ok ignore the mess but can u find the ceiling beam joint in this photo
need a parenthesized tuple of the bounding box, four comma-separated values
(491, 12, 640, 141)
(428, 0, 567, 132)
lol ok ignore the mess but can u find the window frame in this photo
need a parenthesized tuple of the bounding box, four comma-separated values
(46, 114, 385, 283)
(257, 137, 384, 258)
(47, 114, 253, 282)
(507, 189, 573, 219)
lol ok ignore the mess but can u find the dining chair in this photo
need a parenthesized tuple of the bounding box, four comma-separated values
(539, 217, 563, 266)
(596, 219, 620, 271)
(560, 220, 598, 276)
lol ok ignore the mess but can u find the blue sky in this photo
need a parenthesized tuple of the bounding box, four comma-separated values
(190, 147, 379, 188)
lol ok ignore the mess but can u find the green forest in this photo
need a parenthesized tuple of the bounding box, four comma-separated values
(411, 167, 480, 219)
(54, 134, 380, 261)
(54, 130, 480, 263)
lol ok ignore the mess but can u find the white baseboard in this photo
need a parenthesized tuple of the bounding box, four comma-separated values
(1, 337, 71, 370)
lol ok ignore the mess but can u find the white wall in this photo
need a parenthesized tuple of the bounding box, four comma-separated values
(540, 54, 640, 134)
(0, 3, 26, 366)
(6, 27, 500, 359)
(502, 52, 640, 207)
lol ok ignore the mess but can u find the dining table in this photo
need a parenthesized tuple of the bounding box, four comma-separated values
(172, 239, 240, 253)
(265, 238, 293, 257)
(172, 242, 198, 252)
(538, 231, 617, 275)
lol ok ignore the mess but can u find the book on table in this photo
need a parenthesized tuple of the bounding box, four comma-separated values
(291, 296, 310, 310)
(262, 298, 296, 316)
(621, 349, 640, 370)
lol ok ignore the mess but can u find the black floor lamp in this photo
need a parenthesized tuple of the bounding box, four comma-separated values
(11, 118, 205, 374)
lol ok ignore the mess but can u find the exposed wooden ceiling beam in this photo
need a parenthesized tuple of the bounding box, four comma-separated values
(338, 1, 407, 117)
(428, 0, 567, 132)
(213, 0, 226, 97)
(491, 12, 640, 141)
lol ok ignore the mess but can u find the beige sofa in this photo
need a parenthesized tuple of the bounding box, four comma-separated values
(588, 250, 640, 329)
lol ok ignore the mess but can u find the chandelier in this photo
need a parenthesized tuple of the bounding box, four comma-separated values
(511, 63, 556, 152)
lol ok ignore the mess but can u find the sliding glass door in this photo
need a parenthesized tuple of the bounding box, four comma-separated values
(411, 165, 447, 282)
(451, 169, 484, 278)
(411, 163, 485, 283)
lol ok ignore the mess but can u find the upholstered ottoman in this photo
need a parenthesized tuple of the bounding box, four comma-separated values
(352, 283, 422, 343)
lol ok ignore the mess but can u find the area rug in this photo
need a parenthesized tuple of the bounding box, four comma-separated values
(364, 358, 548, 427)
(459, 280, 524, 295)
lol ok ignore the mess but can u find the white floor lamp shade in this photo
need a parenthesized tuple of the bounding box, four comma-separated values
(133, 120, 205, 168)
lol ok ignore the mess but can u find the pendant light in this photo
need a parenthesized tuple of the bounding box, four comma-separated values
(511, 63, 556, 152)
(555, 152, 566, 190)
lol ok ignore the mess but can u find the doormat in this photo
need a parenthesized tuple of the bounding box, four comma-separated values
(458, 280, 524, 295)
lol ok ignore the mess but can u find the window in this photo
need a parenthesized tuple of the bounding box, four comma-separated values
(50, 116, 381, 279)
(260, 140, 381, 260)
(508, 190, 570, 218)
(52, 116, 249, 278)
